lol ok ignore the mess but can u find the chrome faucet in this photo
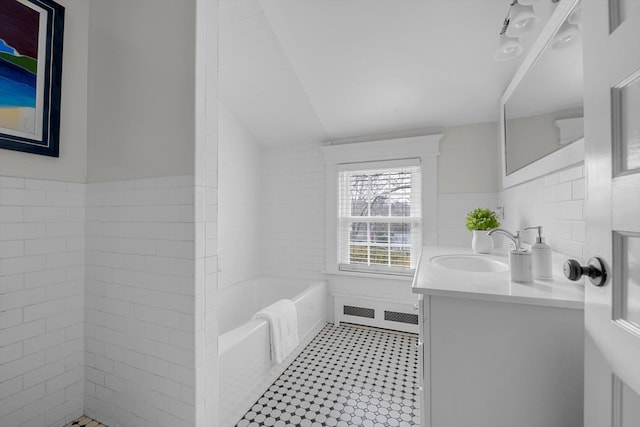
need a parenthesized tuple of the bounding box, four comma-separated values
(487, 228, 521, 251)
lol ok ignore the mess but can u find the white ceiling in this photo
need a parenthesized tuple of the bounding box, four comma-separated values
(219, 0, 556, 147)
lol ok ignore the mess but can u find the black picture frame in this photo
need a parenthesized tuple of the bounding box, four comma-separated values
(0, 0, 65, 157)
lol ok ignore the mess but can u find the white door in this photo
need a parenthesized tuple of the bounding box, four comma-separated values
(583, 1, 640, 426)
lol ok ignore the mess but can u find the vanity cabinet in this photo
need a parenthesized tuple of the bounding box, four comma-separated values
(413, 247, 585, 427)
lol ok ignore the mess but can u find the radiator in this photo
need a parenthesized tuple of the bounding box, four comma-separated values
(332, 294, 419, 334)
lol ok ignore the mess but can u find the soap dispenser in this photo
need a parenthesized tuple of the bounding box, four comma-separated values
(525, 226, 553, 280)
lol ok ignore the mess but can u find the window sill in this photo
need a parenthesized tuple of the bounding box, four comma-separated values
(322, 268, 414, 281)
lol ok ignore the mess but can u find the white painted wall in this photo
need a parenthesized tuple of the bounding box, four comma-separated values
(0, 0, 89, 183)
(86, 0, 196, 183)
(218, 107, 261, 288)
(84, 176, 196, 427)
(0, 176, 85, 427)
(437, 122, 500, 194)
(435, 122, 502, 247)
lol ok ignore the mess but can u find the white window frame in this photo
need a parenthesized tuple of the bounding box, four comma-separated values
(323, 134, 442, 278)
(337, 160, 422, 275)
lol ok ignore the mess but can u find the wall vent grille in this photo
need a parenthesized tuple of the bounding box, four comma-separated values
(343, 305, 375, 319)
(384, 310, 418, 325)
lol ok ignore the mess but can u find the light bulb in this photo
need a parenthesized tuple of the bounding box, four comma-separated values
(551, 22, 581, 49)
(568, 5, 582, 29)
(506, 3, 539, 37)
(494, 34, 523, 62)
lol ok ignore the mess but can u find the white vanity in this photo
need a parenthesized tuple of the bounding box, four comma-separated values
(412, 247, 585, 427)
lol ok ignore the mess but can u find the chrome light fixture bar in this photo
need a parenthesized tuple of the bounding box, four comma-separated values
(494, 0, 561, 62)
(506, 1, 539, 37)
(494, 2, 523, 62)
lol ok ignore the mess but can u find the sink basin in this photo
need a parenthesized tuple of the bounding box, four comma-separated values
(430, 255, 509, 273)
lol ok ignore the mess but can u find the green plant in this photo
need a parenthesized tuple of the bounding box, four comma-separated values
(466, 208, 500, 231)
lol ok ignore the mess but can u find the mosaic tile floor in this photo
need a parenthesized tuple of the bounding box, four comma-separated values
(64, 416, 107, 427)
(235, 323, 420, 427)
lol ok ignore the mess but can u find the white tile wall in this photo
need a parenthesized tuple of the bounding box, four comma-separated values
(84, 176, 195, 427)
(0, 176, 85, 427)
(261, 139, 419, 329)
(260, 143, 325, 280)
(257, 143, 501, 313)
(437, 192, 500, 247)
(499, 164, 586, 260)
(258, 143, 502, 277)
(219, 107, 261, 288)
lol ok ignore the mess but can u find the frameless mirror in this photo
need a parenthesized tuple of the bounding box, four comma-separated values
(501, 0, 584, 187)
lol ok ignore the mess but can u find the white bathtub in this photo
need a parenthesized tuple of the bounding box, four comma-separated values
(218, 276, 327, 427)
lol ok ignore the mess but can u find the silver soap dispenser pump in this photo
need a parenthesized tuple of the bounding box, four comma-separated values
(525, 226, 553, 280)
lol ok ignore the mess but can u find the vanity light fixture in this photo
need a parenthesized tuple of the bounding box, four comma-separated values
(494, 0, 561, 62)
(517, 0, 561, 5)
(568, 4, 582, 29)
(494, 33, 524, 62)
(551, 21, 581, 49)
(505, 1, 539, 37)
(494, 4, 523, 62)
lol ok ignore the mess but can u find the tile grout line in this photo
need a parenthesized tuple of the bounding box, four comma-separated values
(235, 323, 420, 427)
(64, 416, 107, 427)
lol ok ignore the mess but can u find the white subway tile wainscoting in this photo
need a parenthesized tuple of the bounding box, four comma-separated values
(0, 177, 85, 427)
(500, 164, 586, 260)
(84, 176, 196, 427)
(260, 143, 326, 281)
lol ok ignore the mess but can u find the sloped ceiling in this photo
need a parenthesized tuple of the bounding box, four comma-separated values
(219, 0, 556, 147)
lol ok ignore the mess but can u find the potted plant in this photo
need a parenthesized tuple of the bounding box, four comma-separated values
(466, 208, 500, 253)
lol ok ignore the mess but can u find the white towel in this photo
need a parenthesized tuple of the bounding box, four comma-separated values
(252, 299, 299, 364)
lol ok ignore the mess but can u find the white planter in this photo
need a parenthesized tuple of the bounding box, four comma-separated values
(472, 230, 493, 254)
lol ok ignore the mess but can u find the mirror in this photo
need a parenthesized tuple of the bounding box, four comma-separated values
(501, 0, 584, 187)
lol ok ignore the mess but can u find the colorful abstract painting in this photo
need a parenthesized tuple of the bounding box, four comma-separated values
(0, 0, 64, 157)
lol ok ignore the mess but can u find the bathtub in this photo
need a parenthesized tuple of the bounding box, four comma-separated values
(218, 276, 327, 427)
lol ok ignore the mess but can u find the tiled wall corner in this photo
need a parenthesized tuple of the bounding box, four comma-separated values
(194, 0, 220, 422)
(219, 107, 261, 289)
(260, 143, 325, 280)
(0, 176, 85, 427)
(437, 192, 500, 247)
(500, 164, 586, 260)
(84, 176, 195, 427)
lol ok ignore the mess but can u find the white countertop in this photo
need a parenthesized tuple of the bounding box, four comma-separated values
(412, 246, 585, 309)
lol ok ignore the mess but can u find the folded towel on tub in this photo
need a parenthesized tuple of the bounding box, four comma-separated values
(252, 299, 299, 364)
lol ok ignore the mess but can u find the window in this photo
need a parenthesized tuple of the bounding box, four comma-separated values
(337, 161, 421, 275)
(322, 134, 442, 278)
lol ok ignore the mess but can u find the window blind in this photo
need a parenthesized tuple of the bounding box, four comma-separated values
(337, 163, 421, 274)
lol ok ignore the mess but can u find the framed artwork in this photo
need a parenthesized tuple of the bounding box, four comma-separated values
(0, 0, 64, 157)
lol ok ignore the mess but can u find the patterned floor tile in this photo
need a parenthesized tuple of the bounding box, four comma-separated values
(235, 323, 420, 427)
(64, 416, 108, 427)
